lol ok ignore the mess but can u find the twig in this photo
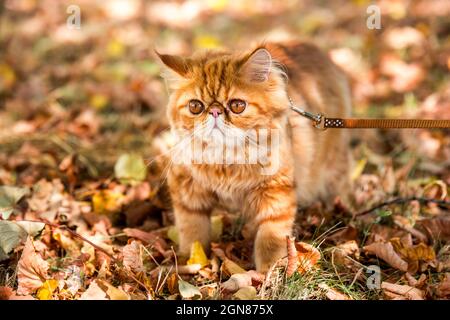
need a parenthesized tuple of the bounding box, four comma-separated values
(5, 219, 116, 261)
(8, 218, 156, 295)
(355, 196, 450, 217)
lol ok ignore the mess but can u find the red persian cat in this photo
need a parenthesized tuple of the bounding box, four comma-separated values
(156, 41, 352, 272)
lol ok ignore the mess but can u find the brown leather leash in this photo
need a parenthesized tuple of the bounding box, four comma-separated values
(291, 106, 450, 130)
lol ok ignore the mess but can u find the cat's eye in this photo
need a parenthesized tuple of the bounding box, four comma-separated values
(188, 99, 204, 115)
(228, 99, 247, 114)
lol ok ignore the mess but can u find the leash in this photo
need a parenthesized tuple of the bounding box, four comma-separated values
(290, 104, 450, 130)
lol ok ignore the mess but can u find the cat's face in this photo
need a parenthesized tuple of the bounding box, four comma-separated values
(157, 47, 289, 164)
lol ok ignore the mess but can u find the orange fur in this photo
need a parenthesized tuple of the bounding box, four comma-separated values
(157, 41, 352, 272)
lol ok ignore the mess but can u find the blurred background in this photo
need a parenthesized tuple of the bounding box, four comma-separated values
(1, 0, 450, 301)
(0, 0, 449, 185)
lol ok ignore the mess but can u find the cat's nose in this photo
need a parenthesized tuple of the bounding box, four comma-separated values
(209, 107, 222, 118)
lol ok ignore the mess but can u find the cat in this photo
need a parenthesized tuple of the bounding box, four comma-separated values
(156, 41, 352, 272)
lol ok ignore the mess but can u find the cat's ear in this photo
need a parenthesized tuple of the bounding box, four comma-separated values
(240, 48, 272, 83)
(155, 50, 189, 77)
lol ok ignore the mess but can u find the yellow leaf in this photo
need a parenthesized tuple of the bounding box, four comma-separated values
(92, 190, 123, 215)
(351, 158, 367, 181)
(89, 94, 109, 110)
(37, 280, 59, 300)
(207, 0, 227, 11)
(194, 35, 221, 50)
(0, 63, 16, 90)
(167, 226, 179, 244)
(210, 215, 223, 242)
(187, 241, 209, 268)
(107, 39, 125, 58)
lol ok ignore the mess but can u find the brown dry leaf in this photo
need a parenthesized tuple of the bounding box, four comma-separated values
(79, 280, 108, 300)
(17, 237, 49, 295)
(393, 216, 428, 243)
(52, 230, 81, 257)
(296, 242, 321, 274)
(363, 241, 408, 272)
(221, 258, 246, 277)
(177, 264, 202, 275)
(0, 286, 13, 300)
(390, 238, 436, 273)
(327, 226, 358, 244)
(381, 282, 424, 300)
(405, 273, 427, 288)
(123, 241, 144, 273)
(286, 236, 298, 277)
(123, 227, 162, 244)
(435, 273, 450, 298)
(332, 240, 360, 267)
(167, 273, 178, 295)
(318, 283, 351, 300)
(97, 280, 130, 300)
(417, 217, 450, 242)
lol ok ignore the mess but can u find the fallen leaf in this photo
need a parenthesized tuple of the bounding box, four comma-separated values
(363, 241, 408, 272)
(114, 153, 147, 184)
(79, 280, 108, 300)
(381, 282, 424, 300)
(233, 286, 256, 300)
(52, 230, 81, 257)
(97, 280, 130, 300)
(0, 286, 13, 300)
(65, 265, 83, 296)
(124, 228, 162, 244)
(211, 215, 223, 242)
(92, 190, 123, 215)
(435, 273, 450, 298)
(390, 238, 435, 273)
(221, 258, 246, 277)
(331, 240, 360, 267)
(0, 186, 29, 219)
(123, 241, 144, 273)
(178, 279, 201, 300)
(0, 220, 28, 261)
(318, 283, 351, 300)
(36, 279, 59, 300)
(17, 237, 49, 295)
(15, 221, 45, 237)
(167, 226, 179, 244)
(296, 242, 321, 274)
(417, 217, 450, 242)
(177, 264, 202, 275)
(187, 241, 209, 268)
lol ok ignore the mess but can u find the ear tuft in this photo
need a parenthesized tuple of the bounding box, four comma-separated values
(241, 48, 272, 83)
(155, 50, 189, 76)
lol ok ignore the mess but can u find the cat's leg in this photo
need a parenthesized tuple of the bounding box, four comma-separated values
(247, 182, 297, 272)
(168, 170, 216, 257)
(174, 201, 212, 256)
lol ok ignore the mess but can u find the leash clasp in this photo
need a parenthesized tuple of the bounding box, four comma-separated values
(290, 106, 327, 131)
